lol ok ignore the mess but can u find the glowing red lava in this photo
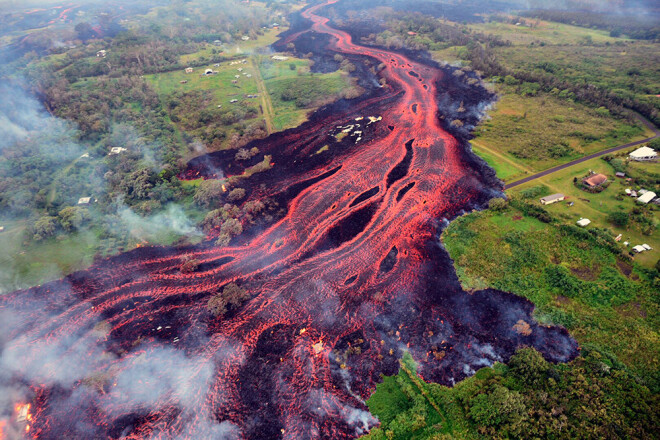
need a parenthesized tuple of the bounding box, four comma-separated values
(0, 1, 577, 439)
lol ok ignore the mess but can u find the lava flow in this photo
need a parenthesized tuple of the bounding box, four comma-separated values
(0, 1, 578, 439)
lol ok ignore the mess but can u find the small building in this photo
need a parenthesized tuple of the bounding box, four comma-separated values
(624, 188, 631, 195)
(230, 99, 238, 103)
(540, 193, 564, 205)
(213, 40, 222, 46)
(78, 197, 92, 205)
(237, 67, 243, 72)
(214, 63, 220, 67)
(642, 244, 652, 251)
(205, 68, 214, 75)
(637, 191, 656, 204)
(576, 218, 591, 227)
(80, 153, 90, 159)
(271, 55, 289, 61)
(231, 80, 238, 84)
(185, 67, 194, 73)
(583, 173, 608, 188)
(631, 190, 638, 197)
(241, 35, 250, 41)
(180, 80, 188, 84)
(615, 172, 625, 178)
(96, 50, 107, 58)
(246, 73, 252, 78)
(407, 31, 418, 36)
(632, 245, 646, 253)
(234, 75, 240, 78)
(109, 147, 127, 155)
(629, 146, 657, 161)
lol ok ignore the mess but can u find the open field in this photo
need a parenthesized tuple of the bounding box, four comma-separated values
(147, 54, 355, 148)
(468, 18, 628, 46)
(0, 220, 98, 294)
(493, 42, 660, 109)
(471, 84, 648, 179)
(179, 28, 285, 64)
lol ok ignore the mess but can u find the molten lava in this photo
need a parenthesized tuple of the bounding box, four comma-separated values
(0, 1, 577, 439)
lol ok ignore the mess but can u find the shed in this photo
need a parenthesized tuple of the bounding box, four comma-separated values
(624, 188, 631, 195)
(78, 197, 92, 205)
(576, 218, 591, 227)
(96, 50, 107, 58)
(540, 193, 564, 205)
(241, 35, 250, 41)
(637, 191, 656, 204)
(632, 245, 646, 253)
(629, 146, 657, 161)
(583, 173, 608, 187)
(615, 172, 625, 178)
(185, 67, 194, 73)
(205, 69, 214, 75)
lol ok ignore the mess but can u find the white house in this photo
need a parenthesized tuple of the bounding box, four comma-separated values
(629, 146, 657, 161)
(637, 191, 656, 204)
(109, 147, 127, 155)
(78, 197, 92, 205)
(540, 193, 564, 205)
(576, 218, 591, 227)
(632, 245, 646, 253)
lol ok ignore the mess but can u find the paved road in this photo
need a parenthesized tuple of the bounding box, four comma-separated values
(504, 114, 659, 190)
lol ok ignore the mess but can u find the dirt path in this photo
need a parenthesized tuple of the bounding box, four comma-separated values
(505, 114, 659, 190)
(250, 58, 275, 135)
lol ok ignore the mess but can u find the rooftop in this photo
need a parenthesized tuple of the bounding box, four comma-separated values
(583, 173, 608, 187)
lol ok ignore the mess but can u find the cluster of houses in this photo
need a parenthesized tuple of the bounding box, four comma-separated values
(631, 243, 653, 254)
(624, 188, 658, 205)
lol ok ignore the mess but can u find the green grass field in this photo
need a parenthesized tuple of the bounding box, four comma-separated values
(0, 221, 98, 293)
(468, 18, 627, 46)
(471, 84, 648, 177)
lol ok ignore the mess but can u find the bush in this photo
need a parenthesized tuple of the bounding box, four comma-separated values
(608, 211, 629, 227)
(207, 282, 249, 317)
(180, 257, 200, 273)
(488, 197, 507, 211)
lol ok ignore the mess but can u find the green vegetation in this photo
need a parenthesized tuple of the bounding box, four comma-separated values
(363, 349, 658, 439)
(473, 84, 646, 176)
(443, 202, 659, 382)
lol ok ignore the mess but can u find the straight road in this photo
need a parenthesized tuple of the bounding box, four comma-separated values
(504, 114, 659, 190)
(249, 57, 275, 135)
